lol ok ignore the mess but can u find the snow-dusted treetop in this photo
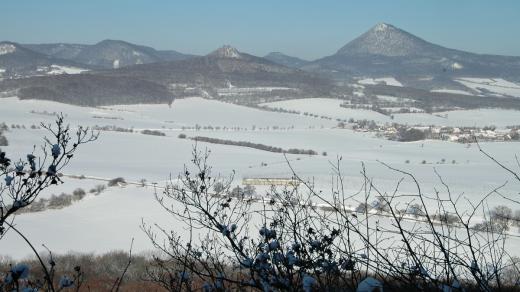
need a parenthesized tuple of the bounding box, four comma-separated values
(373, 22, 390, 32)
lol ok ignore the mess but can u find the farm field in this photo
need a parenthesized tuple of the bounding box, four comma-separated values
(263, 97, 520, 127)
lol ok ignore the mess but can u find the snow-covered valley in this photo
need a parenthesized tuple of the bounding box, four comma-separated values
(1, 96, 520, 259)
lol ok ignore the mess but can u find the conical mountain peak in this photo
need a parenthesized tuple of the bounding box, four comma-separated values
(208, 45, 242, 58)
(336, 22, 434, 57)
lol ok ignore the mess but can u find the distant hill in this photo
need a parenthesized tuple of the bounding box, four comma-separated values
(22, 43, 88, 60)
(0, 74, 173, 106)
(22, 40, 195, 69)
(264, 52, 309, 68)
(99, 45, 331, 97)
(0, 42, 90, 79)
(0, 46, 327, 106)
(303, 23, 520, 88)
(4, 26, 520, 107)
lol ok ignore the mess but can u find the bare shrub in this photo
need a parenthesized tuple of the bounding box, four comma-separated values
(141, 129, 166, 136)
(72, 188, 86, 200)
(89, 184, 106, 194)
(108, 177, 126, 187)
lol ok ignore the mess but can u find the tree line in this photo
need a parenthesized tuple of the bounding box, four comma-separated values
(190, 136, 318, 155)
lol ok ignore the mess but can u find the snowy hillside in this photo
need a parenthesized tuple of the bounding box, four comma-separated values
(304, 23, 520, 89)
(336, 23, 442, 57)
(0, 42, 90, 78)
(455, 77, 520, 98)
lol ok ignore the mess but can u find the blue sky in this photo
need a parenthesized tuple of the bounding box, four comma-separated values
(2, 0, 519, 59)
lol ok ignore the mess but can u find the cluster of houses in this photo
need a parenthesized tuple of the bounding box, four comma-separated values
(347, 121, 520, 143)
(426, 126, 519, 143)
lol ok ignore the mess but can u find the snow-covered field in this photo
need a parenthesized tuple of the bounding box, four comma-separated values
(0, 96, 334, 130)
(263, 97, 520, 127)
(261, 98, 389, 122)
(455, 78, 520, 98)
(358, 77, 403, 87)
(1, 96, 520, 258)
(46, 65, 89, 75)
(430, 88, 473, 95)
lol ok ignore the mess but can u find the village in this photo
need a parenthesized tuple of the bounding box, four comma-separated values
(350, 121, 520, 143)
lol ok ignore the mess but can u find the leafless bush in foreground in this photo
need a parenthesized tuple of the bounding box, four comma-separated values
(144, 146, 520, 291)
(0, 115, 97, 291)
